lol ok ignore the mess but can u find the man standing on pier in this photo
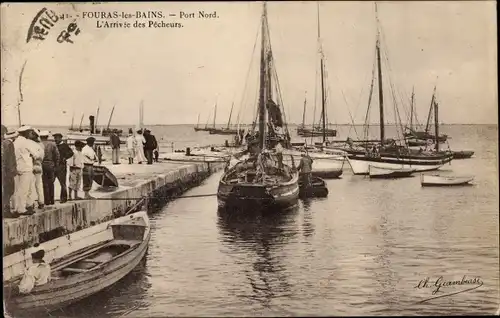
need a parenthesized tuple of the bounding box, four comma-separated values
(13, 126, 43, 216)
(40, 131, 60, 206)
(143, 129, 157, 165)
(109, 130, 121, 165)
(82, 137, 98, 199)
(53, 133, 74, 204)
(2, 125, 18, 218)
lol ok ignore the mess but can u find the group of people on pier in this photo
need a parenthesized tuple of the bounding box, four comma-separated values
(2, 125, 99, 218)
(125, 128, 159, 165)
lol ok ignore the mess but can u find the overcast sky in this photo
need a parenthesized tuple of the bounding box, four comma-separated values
(1, 1, 497, 127)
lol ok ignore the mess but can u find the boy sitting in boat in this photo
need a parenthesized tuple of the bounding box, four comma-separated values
(18, 247, 52, 294)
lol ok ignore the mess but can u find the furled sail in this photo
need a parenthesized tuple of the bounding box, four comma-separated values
(266, 99, 283, 127)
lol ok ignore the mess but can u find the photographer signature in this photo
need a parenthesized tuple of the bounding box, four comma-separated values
(415, 275, 483, 303)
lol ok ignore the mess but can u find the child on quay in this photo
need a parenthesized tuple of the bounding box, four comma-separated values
(68, 141, 85, 200)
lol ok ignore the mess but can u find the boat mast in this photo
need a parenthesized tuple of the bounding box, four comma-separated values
(226, 102, 234, 129)
(17, 60, 27, 127)
(70, 112, 75, 130)
(425, 85, 436, 133)
(375, 3, 385, 143)
(79, 113, 84, 130)
(95, 101, 100, 131)
(258, 2, 268, 150)
(318, 3, 327, 144)
(213, 100, 217, 129)
(139, 100, 144, 129)
(434, 99, 439, 152)
(196, 114, 200, 128)
(410, 86, 414, 130)
(106, 104, 116, 130)
(301, 93, 307, 128)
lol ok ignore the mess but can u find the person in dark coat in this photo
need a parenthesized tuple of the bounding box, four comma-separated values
(2, 125, 18, 218)
(41, 132, 60, 206)
(143, 129, 157, 165)
(53, 133, 73, 203)
(109, 131, 121, 164)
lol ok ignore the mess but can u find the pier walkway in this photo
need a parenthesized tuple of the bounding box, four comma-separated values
(3, 158, 224, 256)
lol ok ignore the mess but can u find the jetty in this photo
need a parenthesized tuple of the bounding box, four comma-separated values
(3, 159, 225, 257)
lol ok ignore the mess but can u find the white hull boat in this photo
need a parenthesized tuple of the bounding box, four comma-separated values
(420, 174, 474, 187)
(368, 165, 415, 179)
(347, 156, 447, 175)
(4, 211, 151, 315)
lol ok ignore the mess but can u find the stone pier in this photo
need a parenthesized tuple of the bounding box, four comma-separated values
(3, 159, 224, 256)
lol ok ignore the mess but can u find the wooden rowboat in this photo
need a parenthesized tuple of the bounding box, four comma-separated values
(93, 165, 119, 187)
(420, 174, 474, 187)
(298, 176, 328, 198)
(452, 150, 474, 159)
(369, 165, 415, 179)
(4, 211, 151, 315)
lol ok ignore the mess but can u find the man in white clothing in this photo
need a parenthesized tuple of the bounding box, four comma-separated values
(18, 246, 52, 294)
(82, 137, 97, 198)
(126, 130, 136, 164)
(13, 126, 43, 215)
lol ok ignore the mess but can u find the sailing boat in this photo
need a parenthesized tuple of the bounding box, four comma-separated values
(193, 114, 202, 131)
(194, 102, 217, 132)
(297, 15, 337, 140)
(404, 87, 427, 147)
(404, 86, 448, 143)
(209, 102, 244, 135)
(217, 2, 299, 211)
(344, 3, 453, 175)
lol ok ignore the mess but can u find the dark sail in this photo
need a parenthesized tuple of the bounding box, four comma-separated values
(267, 99, 283, 127)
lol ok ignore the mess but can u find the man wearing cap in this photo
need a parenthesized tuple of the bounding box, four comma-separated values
(18, 246, 52, 294)
(53, 133, 74, 204)
(40, 131, 60, 206)
(29, 129, 46, 209)
(2, 125, 18, 218)
(82, 137, 97, 198)
(13, 126, 43, 215)
(298, 151, 314, 187)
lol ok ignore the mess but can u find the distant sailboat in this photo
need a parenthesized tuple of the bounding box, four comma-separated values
(343, 3, 453, 175)
(209, 102, 244, 135)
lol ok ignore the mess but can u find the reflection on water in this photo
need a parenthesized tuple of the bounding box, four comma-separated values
(217, 207, 299, 309)
(19, 125, 498, 317)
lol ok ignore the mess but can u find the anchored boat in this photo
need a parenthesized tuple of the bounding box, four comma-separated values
(4, 211, 151, 315)
(420, 174, 474, 187)
(343, 4, 453, 175)
(368, 165, 415, 179)
(217, 2, 299, 212)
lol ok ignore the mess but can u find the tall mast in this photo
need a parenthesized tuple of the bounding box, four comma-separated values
(410, 86, 414, 130)
(318, 2, 327, 144)
(196, 114, 200, 128)
(213, 100, 217, 129)
(375, 3, 385, 142)
(106, 104, 116, 130)
(227, 102, 234, 129)
(258, 2, 268, 150)
(95, 101, 100, 130)
(17, 60, 27, 127)
(70, 112, 75, 130)
(301, 93, 307, 127)
(425, 85, 436, 133)
(79, 113, 84, 130)
(434, 99, 439, 152)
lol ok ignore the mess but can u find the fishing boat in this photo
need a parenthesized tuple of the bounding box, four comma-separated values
(344, 4, 453, 175)
(4, 211, 151, 315)
(298, 176, 328, 198)
(217, 2, 299, 211)
(420, 174, 474, 187)
(209, 102, 244, 135)
(368, 165, 415, 179)
(404, 86, 448, 143)
(93, 165, 119, 187)
(452, 150, 474, 159)
(297, 97, 337, 137)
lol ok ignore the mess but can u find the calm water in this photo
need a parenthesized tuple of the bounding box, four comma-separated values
(48, 125, 498, 316)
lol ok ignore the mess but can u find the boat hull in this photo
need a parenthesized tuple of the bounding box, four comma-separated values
(420, 175, 474, 186)
(217, 180, 299, 211)
(298, 176, 328, 198)
(5, 213, 151, 315)
(297, 129, 337, 137)
(368, 165, 415, 179)
(346, 153, 452, 175)
(209, 129, 243, 135)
